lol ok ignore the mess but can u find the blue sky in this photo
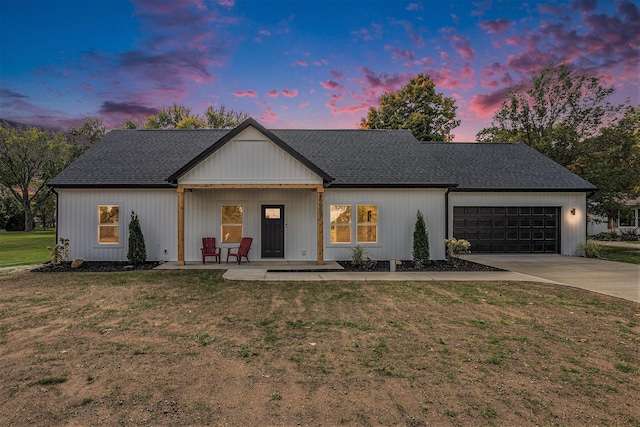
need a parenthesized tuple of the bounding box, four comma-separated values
(0, 0, 637, 141)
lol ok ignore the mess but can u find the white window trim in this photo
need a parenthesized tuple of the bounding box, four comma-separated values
(95, 202, 124, 248)
(327, 202, 381, 247)
(219, 202, 245, 246)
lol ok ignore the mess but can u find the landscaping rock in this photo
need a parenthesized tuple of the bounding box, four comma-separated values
(71, 259, 84, 269)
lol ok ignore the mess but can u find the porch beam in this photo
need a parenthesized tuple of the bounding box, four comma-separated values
(177, 187, 185, 266)
(316, 186, 324, 265)
(178, 183, 321, 190)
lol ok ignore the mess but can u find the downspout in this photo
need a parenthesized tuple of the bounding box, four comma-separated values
(585, 189, 597, 239)
(445, 186, 453, 256)
(50, 188, 59, 243)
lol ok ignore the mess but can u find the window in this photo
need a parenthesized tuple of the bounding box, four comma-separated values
(619, 209, 637, 227)
(221, 205, 243, 243)
(330, 205, 352, 243)
(98, 205, 119, 244)
(357, 205, 378, 243)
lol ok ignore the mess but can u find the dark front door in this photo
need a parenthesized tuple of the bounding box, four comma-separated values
(261, 205, 284, 258)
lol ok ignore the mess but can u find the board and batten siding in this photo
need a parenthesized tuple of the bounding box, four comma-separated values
(182, 188, 318, 262)
(449, 192, 588, 256)
(324, 188, 448, 261)
(180, 127, 322, 185)
(57, 188, 177, 261)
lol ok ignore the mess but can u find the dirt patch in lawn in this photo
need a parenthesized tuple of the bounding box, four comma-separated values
(1, 270, 638, 426)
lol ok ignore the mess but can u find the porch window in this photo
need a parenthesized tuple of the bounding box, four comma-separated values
(221, 205, 243, 243)
(98, 205, 119, 244)
(330, 205, 352, 243)
(357, 205, 378, 243)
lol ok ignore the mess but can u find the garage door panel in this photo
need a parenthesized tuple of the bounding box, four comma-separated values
(453, 206, 559, 254)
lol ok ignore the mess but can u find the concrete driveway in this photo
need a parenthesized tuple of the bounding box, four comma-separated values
(465, 254, 639, 302)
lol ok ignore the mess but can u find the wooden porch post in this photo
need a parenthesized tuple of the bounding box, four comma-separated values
(316, 186, 324, 265)
(177, 187, 185, 266)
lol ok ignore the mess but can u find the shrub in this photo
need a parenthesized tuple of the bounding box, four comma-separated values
(577, 240, 601, 258)
(590, 231, 619, 241)
(350, 245, 375, 269)
(445, 238, 471, 267)
(127, 211, 147, 265)
(619, 228, 638, 241)
(4, 212, 25, 231)
(412, 210, 430, 264)
(47, 237, 70, 264)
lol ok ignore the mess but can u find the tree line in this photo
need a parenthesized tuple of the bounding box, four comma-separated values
(1, 64, 638, 231)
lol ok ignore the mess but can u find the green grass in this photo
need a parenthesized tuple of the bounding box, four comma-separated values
(598, 245, 640, 264)
(0, 230, 56, 268)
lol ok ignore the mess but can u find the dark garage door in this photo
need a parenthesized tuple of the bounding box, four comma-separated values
(453, 206, 560, 253)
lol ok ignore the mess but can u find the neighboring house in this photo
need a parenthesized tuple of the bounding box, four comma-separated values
(587, 198, 640, 235)
(48, 118, 596, 264)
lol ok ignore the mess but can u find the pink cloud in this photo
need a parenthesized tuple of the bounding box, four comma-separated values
(426, 63, 475, 91)
(390, 19, 425, 47)
(330, 70, 344, 79)
(469, 87, 512, 118)
(296, 61, 308, 67)
(267, 90, 279, 98)
(385, 45, 417, 62)
(282, 89, 298, 97)
(234, 90, 257, 98)
(313, 59, 329, 66)
(441, 28, 476, 60)
(259, 29, 271, 36)
(351, 23, 382, 41)
(480, 18, 513, 34)
(298, 102, 309, 109)
(406, 2, 422, 11)
(260, 106, 278, 123)
(320, 80, 345, 91)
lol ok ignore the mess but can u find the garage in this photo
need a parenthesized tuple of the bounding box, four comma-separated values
(453, 206, 560, 253)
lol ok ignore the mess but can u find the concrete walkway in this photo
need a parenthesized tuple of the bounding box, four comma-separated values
(466, 254, 639, 303)
(157, 260, 560, 286)
(157, 256, 640, 303)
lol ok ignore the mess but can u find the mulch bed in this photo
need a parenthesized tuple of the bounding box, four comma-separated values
(337, 259, 504, 272)
(270, 259, 504, 273)
(33, 261, 161, 273)
(32, 259, 502, 273)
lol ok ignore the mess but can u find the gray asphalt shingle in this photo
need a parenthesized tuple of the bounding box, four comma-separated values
(48, 122, 596, 191)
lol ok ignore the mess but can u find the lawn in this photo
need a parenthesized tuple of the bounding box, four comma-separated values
(0, 270, 638, 426)
(0, 230, 56, 268)
(598, 245, 640, 264)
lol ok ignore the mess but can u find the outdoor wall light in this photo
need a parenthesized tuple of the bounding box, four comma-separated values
(570, 208, 576, 215)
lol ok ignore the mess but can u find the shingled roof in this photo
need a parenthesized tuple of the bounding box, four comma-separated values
(48, 119, 596, 192)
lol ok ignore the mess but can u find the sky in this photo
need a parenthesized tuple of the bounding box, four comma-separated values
(0, 0, 638, 142)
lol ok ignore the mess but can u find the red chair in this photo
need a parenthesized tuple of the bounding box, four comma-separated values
(201, 237, 221, 264)
(226, 237, 253, 264)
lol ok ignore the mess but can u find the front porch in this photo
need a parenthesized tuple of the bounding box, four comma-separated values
(157, 260, 342, 271)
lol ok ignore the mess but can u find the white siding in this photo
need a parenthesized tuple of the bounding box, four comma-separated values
(449, 192, 588, 256)
(180, 127, 322, 185)
(183, 188, 317, 262)
(324, 188, 447, 261)
(57, 189, 177, 261)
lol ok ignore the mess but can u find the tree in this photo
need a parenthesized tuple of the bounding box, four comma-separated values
(127, 211, 147, 265)
(0, 124, 70, 231)
(477, 63, 637, 223)
(476, 63, 623, 167)
(123, 103, 250, 130)
(204, 105, 250, 129)
(360, 73, 460, 141)
(66, 117, 106, 159)
(571, 106, 640, 220)
(412, 210, 430, 265)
